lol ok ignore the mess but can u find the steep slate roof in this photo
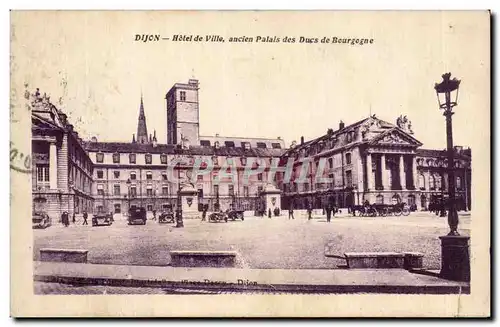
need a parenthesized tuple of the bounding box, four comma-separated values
(416, 148, 471, 161)
(283, 117, 372, 156)
(83, 141, 286, 157)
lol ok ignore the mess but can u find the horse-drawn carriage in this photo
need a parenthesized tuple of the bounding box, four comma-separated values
(351, 203, 410, 217)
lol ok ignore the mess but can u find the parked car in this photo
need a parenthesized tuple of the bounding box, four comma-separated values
(92, 212, 113, 227)
(128, 207, 147, 225)
(32, 211, 51, 229)
(159, 205, 175, 224)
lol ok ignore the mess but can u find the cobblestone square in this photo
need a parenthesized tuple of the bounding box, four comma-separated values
(33, 212, 471, 270)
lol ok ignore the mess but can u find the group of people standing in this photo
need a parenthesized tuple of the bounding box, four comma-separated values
(287, 202, 338, 222)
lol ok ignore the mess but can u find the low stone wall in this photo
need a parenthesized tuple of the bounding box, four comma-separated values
(345, 252, 405, 269)
(40, 248, 88, 263)
(170, 250, 237, 268)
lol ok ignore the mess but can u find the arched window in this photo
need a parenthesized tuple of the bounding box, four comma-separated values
(418, 174, 425, 190)
(435, 175, 442, 189)
(392, 194, 401, 205)
(429, 175, 436, 190)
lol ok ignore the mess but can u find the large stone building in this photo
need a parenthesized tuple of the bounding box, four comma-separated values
(31, 90, 94, 220)
(278, 115, 471, 211)
(31, 79, 471, 220)
(84, 80, 285, 215)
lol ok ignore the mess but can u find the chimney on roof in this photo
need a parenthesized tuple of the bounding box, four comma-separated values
(327, 128, 334, 136)
(300, 136, 304, 145)
(215, 133, 219, 137)
(339, 120, 345, 130)
(277, 136, 281, 140)
(132, 134, 136, 143)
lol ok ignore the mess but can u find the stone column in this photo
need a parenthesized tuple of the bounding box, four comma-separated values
(49, 141, 58, 189)
(399, 155, 406, 190)
(424, 171, 430, 191)
(412, 156, 418, 190)
(366, 153, 373, 190)
(380, 154, 388, 190)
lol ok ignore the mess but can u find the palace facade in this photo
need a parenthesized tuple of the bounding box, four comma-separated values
(30, 79, 472, 220)
(278, 116, 472, 211)
(31, 90, 94, 220)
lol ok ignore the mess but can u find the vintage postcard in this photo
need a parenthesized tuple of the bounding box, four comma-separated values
(10, 10, 490, 317)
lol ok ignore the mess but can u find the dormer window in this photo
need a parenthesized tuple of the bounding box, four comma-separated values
(256, 142, 267, 149)
(160, 154, 168, 164)
(145, 154, 152, 164)
(225, 141, 235, 148)
(96, 152, 104, 163)
(112, 153, 120, 164)
(214, 141, 220, 149)
(272, 143, 282, 149)
(129, 153, 136, 164)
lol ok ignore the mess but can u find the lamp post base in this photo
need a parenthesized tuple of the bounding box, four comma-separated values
(439, 235, 470, 282)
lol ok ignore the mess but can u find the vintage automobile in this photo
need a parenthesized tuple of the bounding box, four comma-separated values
(128, 207, 147, 225)
(158, 205, 175, 224)
(32, 211, 51, 229)
(226, 209, 245, 221)
(208, 210, 228, 223)
(92, 212, 113, 227)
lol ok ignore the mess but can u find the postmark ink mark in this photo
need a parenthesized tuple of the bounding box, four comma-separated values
(10, 141, 32, 174)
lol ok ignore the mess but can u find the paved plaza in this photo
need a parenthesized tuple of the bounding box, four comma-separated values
(33, 212, 471, 270)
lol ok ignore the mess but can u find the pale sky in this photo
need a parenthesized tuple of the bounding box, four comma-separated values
(11, 11, 490, 150)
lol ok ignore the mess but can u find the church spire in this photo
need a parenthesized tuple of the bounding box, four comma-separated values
(136, 94, 149, 144)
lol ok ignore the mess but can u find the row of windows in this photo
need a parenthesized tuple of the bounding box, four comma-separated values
(96, 170, 267, 181)
(97, 184, 255, 197)
(417, 174, 463, 190)
(96, 153, 166, 164)
(199, 140, 282, 149)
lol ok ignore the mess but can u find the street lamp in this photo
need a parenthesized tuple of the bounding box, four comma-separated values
(176, 166, 184, 228)
(434, 72, 469, 282)
(126, 178, 131, 215)
(434, 72, 460, 236)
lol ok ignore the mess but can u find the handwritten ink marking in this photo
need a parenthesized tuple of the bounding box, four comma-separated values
(10, 141, 32, 174)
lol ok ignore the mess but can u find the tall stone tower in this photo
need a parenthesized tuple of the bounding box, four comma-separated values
(136, 95, 149, 144)
(166, 79, 200, 146)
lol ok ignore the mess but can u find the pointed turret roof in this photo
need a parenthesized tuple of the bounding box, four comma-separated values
(136, 94, 149, 144)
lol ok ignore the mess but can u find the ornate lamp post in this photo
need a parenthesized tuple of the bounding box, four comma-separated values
(126, 178, 131, 215)
(176, 166, 184, 228)
(434, 72, 469, 281)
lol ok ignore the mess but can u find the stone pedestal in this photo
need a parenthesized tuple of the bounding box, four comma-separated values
(439, 235, 470, 282)
(179, 184, 200, 219)
(261, 183, 281, 216)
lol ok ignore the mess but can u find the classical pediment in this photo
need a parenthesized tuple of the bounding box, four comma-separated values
(369, 128, 422, 147)
(32, 113, 62, 131)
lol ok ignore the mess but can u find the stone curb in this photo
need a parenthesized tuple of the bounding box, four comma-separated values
(34, 274, 470, 295)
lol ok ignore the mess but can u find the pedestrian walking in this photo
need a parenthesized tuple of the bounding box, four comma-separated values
(268, 208, 272, 218)
(62, 211, 69, 227)
(82, 211, 88, 225)
(307, 202, 312, 220)
(326, 203, 332, 223)
(72, 212, 76, 224)
(152, 209, 157, 221)
(288, 206, 294, 220)
(201, 205, 207, 221)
